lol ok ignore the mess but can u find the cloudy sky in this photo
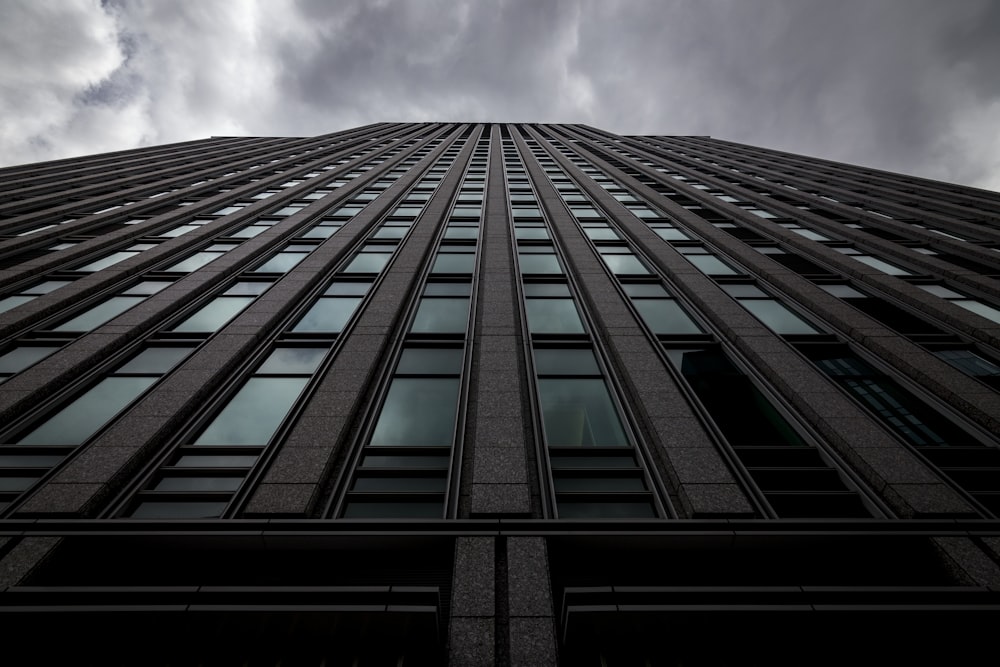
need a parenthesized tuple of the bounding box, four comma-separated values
(2, 0, 999, 190)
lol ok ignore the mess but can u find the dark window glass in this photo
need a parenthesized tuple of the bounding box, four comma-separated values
(410, 298, 469, 334)
(172, 296, 254, 333)
(534, 348, 600, 375)
(17, 376, 156, 445)
(634, 300, 703, 335)
(526, 299, 584, 334)
(257, 347, 327, 374)
(117, 347, 191, 374)
(292, 297, 361, 333)
(193, 377, 308, 445)
(396, 348, 464, 375)
(370, 378, 460, 446)
(53, 296, 144, 332)
(537, 378, 628, 446)
(0, 346, 59, 375)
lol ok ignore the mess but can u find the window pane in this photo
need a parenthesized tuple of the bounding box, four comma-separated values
(634, 300, 703, 335)
(254, 252, 307, 273)
(601, 254, 650, 275)
(423, 283, 471, 296)
(117, 347, 192, 374)
(175, 455, 258, 467)
(622, 283, 668, 298)
(172, 296, 253, 333)
(523, 283, 571, 297)
(18, 376, 156, 445)
(432, 253, 475, 274)
(954, 300, 1000, 325)
(397, 348, 464, 375)
(292, 297, 361, 332)
(410, 298, 469, 334)
(515, 228, 549, 240)
(194, 377, 308, 445)
(0, 346, 59, 374)
(741, 300, 820, 334)
(852, 255, 911, 276)
(0, 296, 33, 314)
(164, 252, 220, 272)
(534, 348, 599, 375)
(537, 378, 628, 446)
(224, 282, 271, 296)
(75, 251, 138, 272)
(344, 253, 392, 273)
(584, 228, 619, 241)
(518, 253, 562, 274)
(370, 378, 459, 446)
(26, 280, 71, 295)
(54, 296, 144, 331)
(525, 299, 585, 334)
(653, 227, 691, 241)
(257, 347, 327, 374)
(686, 255, 739, 276)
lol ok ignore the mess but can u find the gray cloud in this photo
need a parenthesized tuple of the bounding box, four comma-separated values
(1, 0, 997, 190)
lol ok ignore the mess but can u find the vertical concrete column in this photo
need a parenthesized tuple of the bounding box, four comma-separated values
(506, 537, 559, 666)
(449, 536, 497, 666)
(463, 125, 534, 517)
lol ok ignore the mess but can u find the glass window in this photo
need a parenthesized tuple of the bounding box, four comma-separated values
(534, 348, 600, 375)
(343, 252, 392, 274)
(117, 347, 191, 374)
(537, 379, 628, 446)
(0, 346, 59, 377)
(396, 348, 464, 375)
(685, 254, 739, 276)
(432, 253, 475, 274)
(194, 377, 308, 445)
(171, 296, 254, 333)
(370, 378, 460, 446)
(257, 347, 327, 374)
(740, 300, 820, 335)
(164, 251, 222, 273)
(600, 252, 650, 276)
(518, 252, 562, 275)
(17, 377, 156, 445)
(53, 296, 144, 332)
(0, 296, 32, 314)
(410, 298, 469, 334)
(253, 251, 307, 273)
(75, 250, 140, 272)
(292, 297, 362, 333)
(633, 300, 703, 335)
(526, 299, 585, 334)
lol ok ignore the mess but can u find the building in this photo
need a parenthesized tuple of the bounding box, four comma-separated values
(1, 122, 999, 664)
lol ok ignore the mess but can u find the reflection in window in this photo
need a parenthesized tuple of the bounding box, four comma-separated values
(0, 280, 72, 315)
(623, 283, 703, 336)
(410, 283, 470, 335)
(722, 284, 821, 335)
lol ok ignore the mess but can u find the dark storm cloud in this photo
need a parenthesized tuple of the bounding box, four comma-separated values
(1, 0, 998, 189)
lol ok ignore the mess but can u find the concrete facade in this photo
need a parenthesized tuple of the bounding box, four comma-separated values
(0, 123, 999, 664)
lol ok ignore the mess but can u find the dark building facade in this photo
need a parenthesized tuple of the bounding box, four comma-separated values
(1, 122, 999, 663)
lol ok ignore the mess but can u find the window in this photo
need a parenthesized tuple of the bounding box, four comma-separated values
(292, 280, 371, 333)
(127, 346, 327, 519)
(51, 281, 170, 332)
(410, 283, 471, 335)
(623, 283, 703, 336)
(918, 284, 1000, 325)
(722, 284, 821, 335)
(170, 282, 269, 333)
(0, 280, 71, 315)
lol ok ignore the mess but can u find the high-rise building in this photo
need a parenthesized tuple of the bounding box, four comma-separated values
(1, 122, 999, 664)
